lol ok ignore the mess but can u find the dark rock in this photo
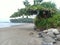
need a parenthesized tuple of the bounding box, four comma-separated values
(38, 32, 43, 38)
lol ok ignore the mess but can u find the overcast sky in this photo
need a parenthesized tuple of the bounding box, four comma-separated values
(0, 0, 60, 19)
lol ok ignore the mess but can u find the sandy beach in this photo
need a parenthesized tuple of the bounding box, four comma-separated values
(0, 23, 60, 45)
(0, 23, 42, 45)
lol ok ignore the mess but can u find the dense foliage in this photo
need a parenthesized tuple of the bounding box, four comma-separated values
(10, 0, 60, 30)
(34, 13, 60, 30)
(10, 0, 56, 18)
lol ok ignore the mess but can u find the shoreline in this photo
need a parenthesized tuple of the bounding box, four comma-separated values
(0, 23, 34, 31)
(0, 23, 34, 29)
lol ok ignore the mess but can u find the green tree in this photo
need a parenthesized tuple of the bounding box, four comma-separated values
(41, 2, 57, 14)
(10, 0, 57, 18)
(10, 12, 19, 18)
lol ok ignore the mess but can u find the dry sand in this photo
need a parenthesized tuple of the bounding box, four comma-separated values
(0, 23, 42, 45)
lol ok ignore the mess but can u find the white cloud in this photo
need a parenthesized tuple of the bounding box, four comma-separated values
(54, 0, 60, 9)
(0, 0, 25, 19)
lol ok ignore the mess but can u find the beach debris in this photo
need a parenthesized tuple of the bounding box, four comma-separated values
(29, 32, 34, 35)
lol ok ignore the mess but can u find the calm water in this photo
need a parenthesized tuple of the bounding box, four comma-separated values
(0, 19, 26, 28)
(0, 22, 25, 28)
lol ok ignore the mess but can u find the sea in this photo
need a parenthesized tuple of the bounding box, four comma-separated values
(0, 22, 25, 28)
(0, 19, 24, 28)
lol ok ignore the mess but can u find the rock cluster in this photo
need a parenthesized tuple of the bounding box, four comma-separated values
(38, 28, 60, 45)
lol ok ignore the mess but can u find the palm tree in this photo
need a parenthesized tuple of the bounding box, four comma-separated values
(23, 0, 30, 7)
(34, 0, 43, 5)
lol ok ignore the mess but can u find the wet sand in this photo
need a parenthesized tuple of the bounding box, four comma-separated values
(0, 23, 42, 45)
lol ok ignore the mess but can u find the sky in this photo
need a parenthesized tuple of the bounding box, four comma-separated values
(0, 0, 60, 19)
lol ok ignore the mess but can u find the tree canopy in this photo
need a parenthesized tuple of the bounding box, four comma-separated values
(10, 0, 57, 18)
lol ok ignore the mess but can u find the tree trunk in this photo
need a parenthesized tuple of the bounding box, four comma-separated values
(22, 15, 24, 18)
(26, 16, 28, 18)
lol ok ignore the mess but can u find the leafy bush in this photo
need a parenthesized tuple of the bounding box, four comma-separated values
(34, 14, 60, 30)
